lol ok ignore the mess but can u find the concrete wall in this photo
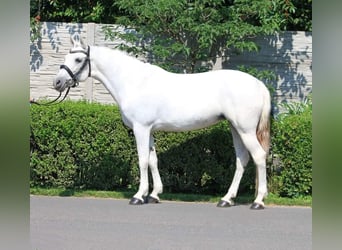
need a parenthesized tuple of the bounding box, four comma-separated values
(30, 22, 312, 107)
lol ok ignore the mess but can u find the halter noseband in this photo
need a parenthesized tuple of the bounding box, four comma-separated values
(60, 45, 91, 88)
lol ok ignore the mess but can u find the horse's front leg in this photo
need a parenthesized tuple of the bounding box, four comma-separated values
(148, 136, 163, 203)
(129, 125, 151, 205)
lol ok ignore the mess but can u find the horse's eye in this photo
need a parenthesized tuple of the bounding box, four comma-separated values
(75, 58, 82, 63)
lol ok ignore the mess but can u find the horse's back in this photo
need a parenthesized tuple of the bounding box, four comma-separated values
(126, 69, 269, 132)
(162, 69, 264, 94)
(172, 69, 269, 128)
(157, 69, 267, 108)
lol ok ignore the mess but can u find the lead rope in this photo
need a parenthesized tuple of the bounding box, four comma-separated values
(30, 87, 71, 106)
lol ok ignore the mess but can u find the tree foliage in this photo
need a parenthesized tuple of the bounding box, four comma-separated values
(30, 0, 119, 23)
(30, 0, 311, 73)
(30, 0, 311, 31)
(104, 0, 300, 73)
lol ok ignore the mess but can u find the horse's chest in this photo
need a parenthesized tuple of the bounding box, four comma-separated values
(120, 111, 134, 129)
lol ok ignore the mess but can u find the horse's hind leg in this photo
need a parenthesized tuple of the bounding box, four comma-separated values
(148, 136, 163, 203)
(238, 131, 268, 209)
(217, 125, 250, 207)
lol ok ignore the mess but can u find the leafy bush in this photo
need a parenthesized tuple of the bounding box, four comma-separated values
(30, 100, 312, 198)
(154, 123, 256, 195)
(30, 101, 137, 190)
(269, 99, 312, 197)
(30, 101, 257, 194)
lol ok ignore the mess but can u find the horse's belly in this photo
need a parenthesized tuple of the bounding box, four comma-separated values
(152, 114, 225, 132)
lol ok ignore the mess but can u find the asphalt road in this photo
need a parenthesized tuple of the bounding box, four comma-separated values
(30, 195, 312, 250)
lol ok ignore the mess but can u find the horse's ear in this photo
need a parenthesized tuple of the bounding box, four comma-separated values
(70, 34, 79, 47)
(80, 37, 87, 49)
(70, 34, 87, 49)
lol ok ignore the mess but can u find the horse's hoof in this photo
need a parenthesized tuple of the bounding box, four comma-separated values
(250, 202, 265, 210)
(148, 196, 160, 204)
(217, 200, 233, 208)
(129, 197, 144, 205)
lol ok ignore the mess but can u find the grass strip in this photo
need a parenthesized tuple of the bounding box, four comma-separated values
(30, 187, 311, 207)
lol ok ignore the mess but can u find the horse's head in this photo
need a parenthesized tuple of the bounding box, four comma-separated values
(53, 34, 91, 92)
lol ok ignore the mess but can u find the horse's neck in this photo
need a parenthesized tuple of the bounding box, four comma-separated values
(90, 46, 147, 105)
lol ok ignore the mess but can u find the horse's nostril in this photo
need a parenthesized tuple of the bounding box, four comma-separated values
(56, 80, 61, 86)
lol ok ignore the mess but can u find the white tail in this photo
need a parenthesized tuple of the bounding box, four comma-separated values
(256, 86, 271, 155)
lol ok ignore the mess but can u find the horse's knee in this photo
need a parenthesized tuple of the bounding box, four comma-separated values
(138, 157, 149, 169)
(149, 156, 158, 168)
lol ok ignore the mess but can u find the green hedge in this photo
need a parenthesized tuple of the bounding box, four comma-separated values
(30, 101, 138, 190)
(30, 101, 311, 197)
(269, 105, 312, 197)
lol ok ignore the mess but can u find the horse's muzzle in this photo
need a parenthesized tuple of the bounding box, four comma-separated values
(53, 76, 68, 92)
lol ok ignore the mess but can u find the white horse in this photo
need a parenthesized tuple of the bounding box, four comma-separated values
(53, 36, 271, 209)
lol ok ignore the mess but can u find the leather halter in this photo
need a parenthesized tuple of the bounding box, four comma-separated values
(60, 45, 91, 88)
(30, 46, 91, 106)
